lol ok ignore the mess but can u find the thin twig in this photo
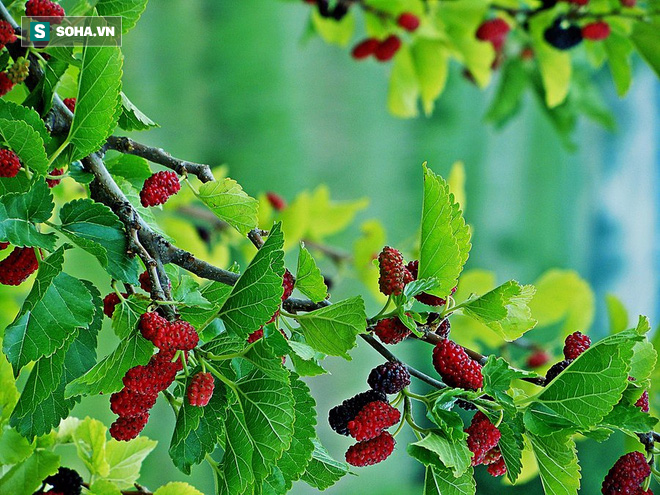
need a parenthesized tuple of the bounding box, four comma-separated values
(360, 333, 447, 390)
(106, 136, 215, 183)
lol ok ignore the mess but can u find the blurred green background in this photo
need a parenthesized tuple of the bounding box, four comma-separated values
(7, 0, 660, 493)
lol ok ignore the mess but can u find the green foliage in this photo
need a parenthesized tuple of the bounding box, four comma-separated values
(0, 118, 49, 174)
(295, 243, 327, 303)
(198, 178, 259, 236)
(419, 164, 471, 297)
(0, 179, 56, 249)
(67, 45, 123, 161)
(117, 92, 159, 131)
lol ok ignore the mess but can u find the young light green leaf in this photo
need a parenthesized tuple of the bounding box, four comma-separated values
(310, 9, 354, 46)
(218, 223, 284, 338)
(0, 118, 49, 174)
(0, 427, 34, 464)
(153, 483, 204, 495)
(295, 243, 327, 303)
(423, 464, 476, 495)
(295, 296, 366, 359)
(529, 269, 595, 339)
(198, 178, 259, 236)
(68, 45, 123, 161)
(58, 198, 140, 284)
(411, 39, 449, 116)
(408, 431, 472, 476)
(461, 281, 537, 341)
(3, 249, 95, 374)
(300, 438, 349, 491)
(96, 0, 149, 33)
(276, 374, 317, 490)
(419, 164, 471, 297)
(103, 436, 157, 489)
(88, 480, 122, 495)
(529, 11, 571, 107)
(0, 449, 59, 495)
(629, 22, 660, 78)
(72, 417, 110, 477)
(0, 179, 56, 250)
(524, 330, 640, 436)
(528, 433, 581, 495)
(604, 33, 633, 97)
(65, 333, 153, 397)
(117, 92, 159, 131)
(388, 45, 420, 118)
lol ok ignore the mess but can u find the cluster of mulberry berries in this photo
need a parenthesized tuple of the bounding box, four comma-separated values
(432, 338, 483, 390)
(0, 20, 16, 49)
(350, 11, 419, 62)
(111, 349, 183, 441)
(465, 412, 506, 477)
(140, 170, 181, 207)
(25, 0, 65, 23)
(328, 361, 410, 466)
(544, 331, 591, 384)
(139, 311, 199, 351)
(0, 246, 38, 286)
(601, 451, 652, 495)
(43, 467, 83, 495)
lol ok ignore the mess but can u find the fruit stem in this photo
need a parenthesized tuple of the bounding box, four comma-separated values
(369, 295, 392, 323)
(403, 388, 431, 406)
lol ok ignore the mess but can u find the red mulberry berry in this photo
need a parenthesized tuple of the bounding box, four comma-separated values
(123, 351, 181, 395)
(282, 269, 294, 300)
(109, 413, 149, 441)
(465, 412, 501, 466)
(103, 292, 126, 318)
(635, 390, 650, 413)
(329, 389, 387, 436)
(0, 21, 16, 49)
(374, 36, 402, 62)
(25, 0, 65, 23)
(0, 242, 8, 250)
(567, 0, 589, 5)
(563, 331, 591, 360)
(138, 270, 152, 292)
(0, 72, 13, 97)
(405, 260, 453, 306)
(620, 0, 635, 6)
(582, 21, 610, 41)
(247, 327, 264, 343)
(140, 171, 181, 207)
(352, 38, 379, 60)
(139, 311, 168, 342)
(378, 246, 406, 296)
(602, 451, 651, 495)
(436, 318, 451, 339)
(487, 456, 507, 477)
(347, 401, 400, 441)
(187, 372, 215, 407)
(373, 317, 411, 345)
(63, 97, 76, 112)
(44, 467, 83, 495)
(46, 168, 64, 188)
(0, 247, 38, 286)
(367, 361, 411, 395)
(476, 18, 510, 51)
(110, 388, 157, 418)
(545, 359, 571, 384)
(397, 12, 420, 32)
(527, 350, 550, 368)
(266, 191, 286, 211)
(482, 447, 502, 465)
(0, 149, 21, 178)
(432, 339, 483, 390)
(345, 431, 395, 467)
